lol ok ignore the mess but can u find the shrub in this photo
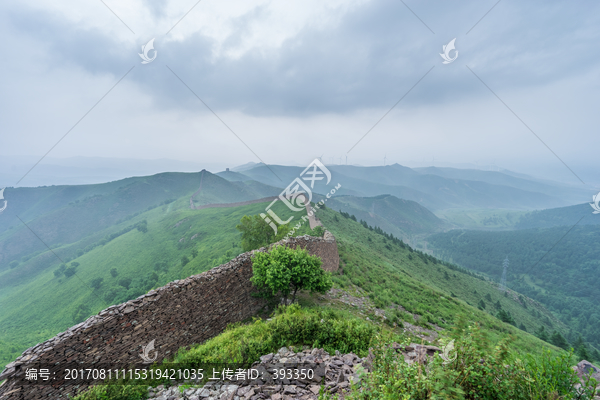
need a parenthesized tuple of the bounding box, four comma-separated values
(236, 214, 290, 251)
(72, 304, 91, 324)
(174, 305, 380, 367)
(118, 277, 132, 290)
(90, 277, 104, 289)
(346, 320, 598, 400)
(74, 385, 147, 400)
(251, 245, 332, 304)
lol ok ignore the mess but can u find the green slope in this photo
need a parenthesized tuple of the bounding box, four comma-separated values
(325, 194, 448, 237)
(0, 197, 313, 369)
(0, 195, 570, 370)
(427, 225, 600, 351)
(315, 206, 564, 356)
(516, 203, 600, 229)
(0, 171, 282, 273)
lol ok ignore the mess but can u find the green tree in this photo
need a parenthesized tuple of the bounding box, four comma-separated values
(72, 304, 91, 324)
(118, 277, 132, 290)
(518, 323, 527, 332)
(110, 268, 118, 278)
(577, 344, 590, 361)
(64, 266, 77, 277)
(90, 277, 104, 290)
(591, 348, 600, 363)
(236, 215, 290, 252)
(136, 220, 148, 233)
(497, 309, 516, 326)
(477, 299, 486, 310)
(251, 245, 332, 304)
(550, 331, 569, 350)
(518, 295, 528, 308)
(311, 226, 325, 237)
(485, 293, 493, 302)
(536, 326, 549, 342)
(573, 335, 590, 360)
(191, 249, 199, 258)
(181, 256, 190, 266)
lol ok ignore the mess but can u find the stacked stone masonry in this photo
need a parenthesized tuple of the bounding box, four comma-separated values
(0, 233, 339, 399)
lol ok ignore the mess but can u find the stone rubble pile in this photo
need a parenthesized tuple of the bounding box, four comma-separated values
(572, 360, 600, 396)
(146, 347, 366, 400)
(392, 342, 442, 364)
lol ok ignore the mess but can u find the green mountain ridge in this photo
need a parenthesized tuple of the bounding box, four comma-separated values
(229, 163, 583, 211)
(0, 168, 594, 373)
(0, 203, 567, 371)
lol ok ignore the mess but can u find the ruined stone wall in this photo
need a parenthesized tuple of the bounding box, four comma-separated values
(0, 234, 338, 399)
(282, 231, 339, 272)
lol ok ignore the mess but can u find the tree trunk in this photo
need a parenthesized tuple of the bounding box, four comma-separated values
(291, 286, 299, 304)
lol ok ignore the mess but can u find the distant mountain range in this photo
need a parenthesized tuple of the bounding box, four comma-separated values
(218, 163, 591, 211)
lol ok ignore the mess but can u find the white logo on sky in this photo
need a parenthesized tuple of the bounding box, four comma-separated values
(0, 188, 7, 213)
(440, 38, 458, 64)
(139, 339, 158, 363)
(590, 192, 600, 214)
(139, 39, 157, 64)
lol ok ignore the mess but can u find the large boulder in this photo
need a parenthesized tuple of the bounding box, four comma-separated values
(573, 360, 600, 382)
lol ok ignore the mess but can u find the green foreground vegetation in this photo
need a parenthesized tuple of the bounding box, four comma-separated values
(76, 305, 597, 400)
(73, 204, 598, 399)
(0, 198, 313, 368)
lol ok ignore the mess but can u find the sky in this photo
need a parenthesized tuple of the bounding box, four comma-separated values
(1, 0, 599, 188)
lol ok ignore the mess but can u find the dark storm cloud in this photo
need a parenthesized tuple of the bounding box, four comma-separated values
(3, 0, 599, 116)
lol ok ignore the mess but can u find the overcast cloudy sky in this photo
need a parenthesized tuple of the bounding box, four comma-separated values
(1, 0, 599, 187)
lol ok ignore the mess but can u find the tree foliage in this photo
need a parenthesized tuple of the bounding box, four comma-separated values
(90, 277, 104, 289)
(236, 214, 290, 252)
(251, 245, 332, 303)
(428, 225, 600, 351)
(72, 304, 91, 324)
(550, 330, 569, 350)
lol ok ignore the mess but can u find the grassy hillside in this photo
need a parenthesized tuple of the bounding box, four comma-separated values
(516, 203, 600, 229)
(0, 171, 281, 271)
(434, 208, 527, 230)
(315, 206, 564, 356)
(0, 192, 575, 371)
(428, 225, 600, 353)
(0, 194, 309, 369)
(325, 194, 448, 238)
